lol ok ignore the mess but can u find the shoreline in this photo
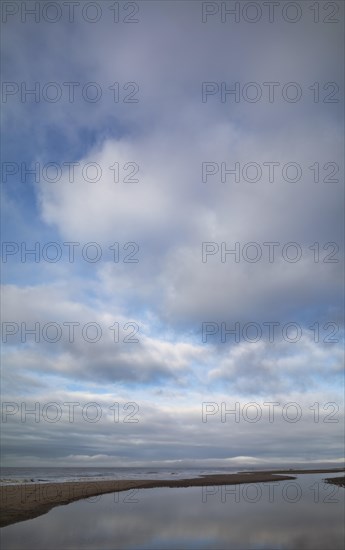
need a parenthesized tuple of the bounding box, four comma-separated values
(1, 468, 344, 528)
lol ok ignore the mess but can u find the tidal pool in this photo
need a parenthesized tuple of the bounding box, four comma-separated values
(1, 474, 344, 549)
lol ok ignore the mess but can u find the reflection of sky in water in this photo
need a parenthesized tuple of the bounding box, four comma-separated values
(1, 474, 344, 549)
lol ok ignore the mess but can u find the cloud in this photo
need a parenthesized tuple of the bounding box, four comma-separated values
(1, 0, 343, 465)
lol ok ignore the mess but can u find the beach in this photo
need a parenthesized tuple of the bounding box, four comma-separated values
(1, 468, 343, 529)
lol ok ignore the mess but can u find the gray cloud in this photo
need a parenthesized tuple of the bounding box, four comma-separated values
(1, 0, 343, 465)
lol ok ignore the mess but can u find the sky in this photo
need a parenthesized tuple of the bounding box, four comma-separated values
(1, 0, 344, 469)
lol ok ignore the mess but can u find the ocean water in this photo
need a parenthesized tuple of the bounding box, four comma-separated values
(0, 466, 244, 485)
(1, 473, 344, 549)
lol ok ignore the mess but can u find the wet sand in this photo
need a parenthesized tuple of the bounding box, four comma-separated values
(1, 468, 344, 528)
(324, 475, 345, 488)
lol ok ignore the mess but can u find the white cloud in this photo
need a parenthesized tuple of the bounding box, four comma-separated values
(2, 0, 343, 465)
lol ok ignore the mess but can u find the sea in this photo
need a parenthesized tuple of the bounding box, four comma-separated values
(1, 465, 343, 485)
(0, 466, 246, 485)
